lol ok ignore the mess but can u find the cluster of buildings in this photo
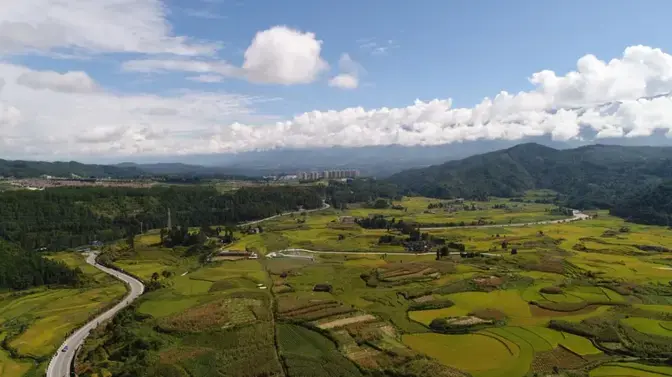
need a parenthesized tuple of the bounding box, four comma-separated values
(297, 169, 360, 181)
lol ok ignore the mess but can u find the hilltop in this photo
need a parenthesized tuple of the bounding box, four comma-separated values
(387, 143, 672, 209)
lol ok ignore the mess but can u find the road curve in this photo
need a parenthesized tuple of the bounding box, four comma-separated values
(46, 252, 145, 377)
(273, 210, 589, 257)
(275, 248, 501, 257)
(240, 202, 331, 227)
(419, 210, 589, 230)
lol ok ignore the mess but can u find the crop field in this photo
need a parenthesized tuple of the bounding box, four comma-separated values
(277, 324, 363, 377)
(225, 195, 568, 255)
(590, 362, 672, 376)
(73, 195, 672, 377)
(0, 251, 125, 377)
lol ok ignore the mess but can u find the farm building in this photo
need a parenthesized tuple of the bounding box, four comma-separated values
(313, 284, 333, 293)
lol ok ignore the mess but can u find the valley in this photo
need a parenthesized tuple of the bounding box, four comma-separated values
(13, 193, 667, 377)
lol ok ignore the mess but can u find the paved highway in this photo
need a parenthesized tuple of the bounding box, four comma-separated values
(46, 252, 144, 377)
(419, 210, 589, 230)
(240, 202, 330, 227)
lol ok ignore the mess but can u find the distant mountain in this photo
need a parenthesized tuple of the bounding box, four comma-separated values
(386, 143, 672, 209)
(0, 159, 144, 179)
(108, 138, 578, 178)
(117, 162, 254, 179)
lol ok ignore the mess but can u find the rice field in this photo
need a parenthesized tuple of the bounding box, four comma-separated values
(73, 193, 672, 377)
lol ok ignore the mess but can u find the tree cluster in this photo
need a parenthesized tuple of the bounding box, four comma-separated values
(387, 143, 672, 210)
(0, 185, 323, 251)
(0, 240, 81, 290)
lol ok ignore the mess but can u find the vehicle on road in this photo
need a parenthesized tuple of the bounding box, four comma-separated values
(61, 346, 68, 352)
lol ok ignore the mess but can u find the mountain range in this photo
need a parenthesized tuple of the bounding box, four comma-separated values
(386, 143, 672, 210)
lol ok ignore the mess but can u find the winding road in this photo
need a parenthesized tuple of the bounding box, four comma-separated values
(240, 202, 331, 227)
(419, 209, 589, 230)
(44, 205, 585, 376)
(274, 210, 589, 257)
(45, 203, 331, 377)
(46, 252, 145, 377)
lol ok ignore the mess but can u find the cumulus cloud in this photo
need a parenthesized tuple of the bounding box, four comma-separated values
(17, 70, 98, 93)
(242, 26, 328, 84)
(0, 0, 219, 55)
(124, 26, 329, 85)
(329, 53, 363, 89)
(3, 45, 672, 158)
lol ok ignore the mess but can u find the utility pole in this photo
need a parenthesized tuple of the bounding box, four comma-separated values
(167, 208, 172, 229)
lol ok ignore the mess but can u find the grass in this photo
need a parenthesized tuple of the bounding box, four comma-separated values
(0, 252, 125, 377)
(71, 197, 672, 377)
(0, 347, 32, 377)
(590, 363, 672, 377)
(5, 285, 125, 358)
(401, 332, 523, 377)
(622, 317, 672, 337)
(277, 324, 363, 377)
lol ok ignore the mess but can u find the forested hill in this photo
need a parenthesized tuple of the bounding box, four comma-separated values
(611, 181, 672, 226)
(0, 185, 324, 251)
(386, 143, 672, 209)
(0, 159, 144, 178)
(0, 240, 81, 290)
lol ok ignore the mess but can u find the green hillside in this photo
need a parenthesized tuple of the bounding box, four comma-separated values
(387, 143, 672, 209)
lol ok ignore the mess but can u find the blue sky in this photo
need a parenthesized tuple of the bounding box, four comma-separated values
(1, 0, 672, 159)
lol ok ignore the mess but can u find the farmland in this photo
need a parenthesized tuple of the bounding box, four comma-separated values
(71, 193, 672, 377)
(0, 252, 125, 377)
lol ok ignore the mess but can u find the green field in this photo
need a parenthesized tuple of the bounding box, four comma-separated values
(72, 195, 672, 377)
(0, 252, 125, 377)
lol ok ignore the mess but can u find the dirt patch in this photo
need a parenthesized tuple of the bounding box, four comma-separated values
(530, 345, 587, 374)
(473, 275, 504, 288)
(446, 316, 493, 326)
(529, 303, 598, 318)
(161, 298, 262, 331)
(318, 314, 377, 329)
(413, 295, 435, 303)
(211, 256, 246, 261)
(469, 308, 507, 321)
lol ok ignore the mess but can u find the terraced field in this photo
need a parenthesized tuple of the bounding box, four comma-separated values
(72, 198, 672, 377)
(0, 252, 125, 377)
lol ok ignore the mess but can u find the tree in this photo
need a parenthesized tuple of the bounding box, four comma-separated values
(511, 248, 518, 255)
(127, 233, 136, 251)
(151, 272, 160, 281)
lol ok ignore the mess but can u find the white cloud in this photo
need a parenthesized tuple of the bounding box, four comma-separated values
(0, 0, 219, 56)
(0, 62, 271, 158)
(17, 70, 98, 93)
(3, 45, 672, 158)
(329, 53, 363, 89)
(188, 74, 226, 83)
(125, 26, 330, 86)
(329, 74, 358, 89)
(123, 59, 239, 76)
(242, 26, 328, 84)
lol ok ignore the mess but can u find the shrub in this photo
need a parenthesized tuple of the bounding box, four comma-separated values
(408, 299, 454, 311)
(539, 286, 563, 294)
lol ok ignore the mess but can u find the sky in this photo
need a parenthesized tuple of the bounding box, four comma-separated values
(2, 0, 672, 160)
